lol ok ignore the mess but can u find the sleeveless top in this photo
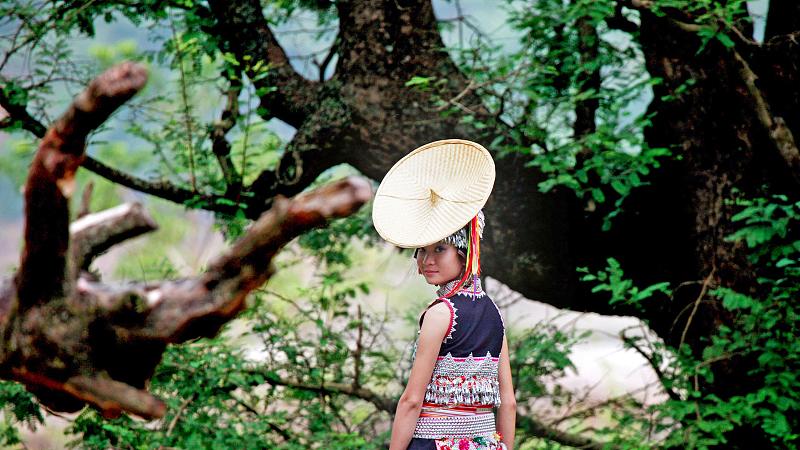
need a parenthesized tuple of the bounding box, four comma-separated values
(412, 277, 505, 440)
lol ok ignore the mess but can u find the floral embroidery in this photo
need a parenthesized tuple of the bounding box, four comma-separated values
(434, 434, 502, 450)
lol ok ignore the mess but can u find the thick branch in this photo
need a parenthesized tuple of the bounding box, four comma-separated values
(16, 62, 147, 309)
(207, 0, 318, 128)
(2, 62, 372, 420)
(103, 177, 372, 343)
(211, 72, 243, 191)
(264, 374, 397, 414)
(517, 415, 606, 450)
(731, 49, 800, 184)
(246, 97, 351, 211)
(0, 177, 371, 419)
(617, 0, 800, 184)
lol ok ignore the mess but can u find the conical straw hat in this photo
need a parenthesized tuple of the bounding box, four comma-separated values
(372, 139, 495, 248)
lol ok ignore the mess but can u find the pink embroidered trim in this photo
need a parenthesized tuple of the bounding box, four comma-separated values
(437, 355, 500, 362)
(419, 297, 458, 343)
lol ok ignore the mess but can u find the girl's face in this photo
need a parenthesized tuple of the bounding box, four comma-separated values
(416, 243, 464, 286)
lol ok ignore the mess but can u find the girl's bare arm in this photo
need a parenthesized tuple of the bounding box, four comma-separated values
(496, 335, 517, 449)
(388, 302, 450, 450)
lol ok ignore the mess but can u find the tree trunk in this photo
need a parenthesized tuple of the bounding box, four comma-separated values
(607, 5, 799, 448)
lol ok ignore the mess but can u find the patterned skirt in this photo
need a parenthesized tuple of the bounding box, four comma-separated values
(408, 403, 503, 450)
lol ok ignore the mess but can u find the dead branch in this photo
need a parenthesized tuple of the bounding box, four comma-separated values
(76, 181, 94, 219)
(69, 202, 158, 274)
(16, 62, 148, 310)
(0, 62, 373, 420)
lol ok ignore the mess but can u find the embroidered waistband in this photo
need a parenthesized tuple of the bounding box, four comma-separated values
(413, 406, 496, 439)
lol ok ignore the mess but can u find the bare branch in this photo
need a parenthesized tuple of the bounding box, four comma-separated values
(76, 181, 94, 219)
(0, 62, 372, 420)
(106, 177, 372, 343)
(69, 202, 158, 274)
(11, 368, 166, 419)
(0, 177, 370, 419)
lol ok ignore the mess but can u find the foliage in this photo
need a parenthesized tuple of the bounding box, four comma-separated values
(575, 194, 800, 449)
(578, 258, 672, 308)
(511, 321, 588, 407)
(0, 380, 43, 446)
(428, 0, 672, 230)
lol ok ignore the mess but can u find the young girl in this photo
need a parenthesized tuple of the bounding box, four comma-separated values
(372, 140, 515, 450)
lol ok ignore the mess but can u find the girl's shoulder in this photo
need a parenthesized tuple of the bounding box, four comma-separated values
(418, 297, 455, 325)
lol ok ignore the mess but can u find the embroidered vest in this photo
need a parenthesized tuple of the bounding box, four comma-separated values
(412, 278, 505, 439)
(416, 278, 505, 408)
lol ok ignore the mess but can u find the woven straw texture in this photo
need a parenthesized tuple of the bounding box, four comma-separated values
(372, 139, 495, 248)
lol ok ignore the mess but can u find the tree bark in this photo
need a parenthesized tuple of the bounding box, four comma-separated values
(604, 3, 799, 447)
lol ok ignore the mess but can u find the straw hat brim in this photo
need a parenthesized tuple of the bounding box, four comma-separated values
(372, 139, 495, 248)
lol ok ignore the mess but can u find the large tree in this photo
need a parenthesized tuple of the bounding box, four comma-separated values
(2, 0, 799, 448)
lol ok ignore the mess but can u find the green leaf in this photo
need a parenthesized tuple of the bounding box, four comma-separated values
(405, 76, 434, 87)
(716, 33, 736, 48)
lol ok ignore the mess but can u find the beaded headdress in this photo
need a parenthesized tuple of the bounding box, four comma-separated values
(441, 210, 485, 251)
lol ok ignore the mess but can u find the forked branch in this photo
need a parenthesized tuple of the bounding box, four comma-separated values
(0, 62, 372, 420)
